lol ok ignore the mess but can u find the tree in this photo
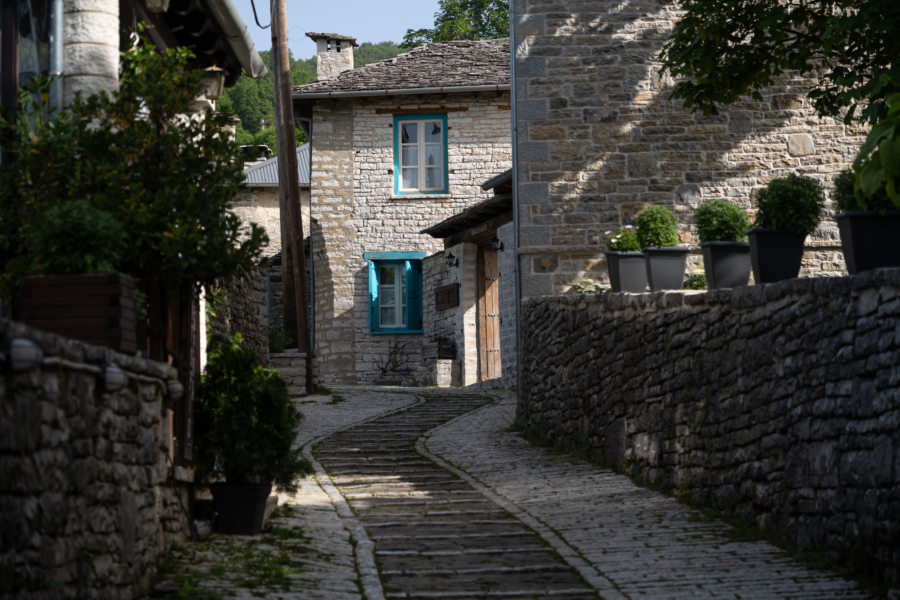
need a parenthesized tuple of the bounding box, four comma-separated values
(402, 0, 509, 48)
(0, 32, 267, 300)
(658, 0, 900, 125)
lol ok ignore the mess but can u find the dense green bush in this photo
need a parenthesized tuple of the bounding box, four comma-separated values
(637, 205, 679, 248)
(0, 29, 267, 301)
(833, 169, 895, 213)
(195, 334, 311, 493)
(695, 200, 751, 242)
(606, 226, 641, 251)
(754, 174, 825, 235)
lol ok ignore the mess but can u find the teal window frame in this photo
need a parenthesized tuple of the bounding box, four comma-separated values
(393, 114, 448, 195)
(364, 251, 425, 334)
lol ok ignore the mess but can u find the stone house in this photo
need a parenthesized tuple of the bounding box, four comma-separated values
(510, 0, 865, 298)
(292, 33, 512, 385)
(422, 170, 516, 387)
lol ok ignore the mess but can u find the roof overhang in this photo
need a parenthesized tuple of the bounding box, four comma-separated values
(293, 83, 510, 101)
(422, 193, 513, 240)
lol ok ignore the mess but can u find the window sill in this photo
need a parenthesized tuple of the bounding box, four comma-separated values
(372, 329, 424, 335)
(391, 193, 449, 200)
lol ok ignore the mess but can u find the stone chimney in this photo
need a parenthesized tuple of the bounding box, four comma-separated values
(305, 32, 359, 80)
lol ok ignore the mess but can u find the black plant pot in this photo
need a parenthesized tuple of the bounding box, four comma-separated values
(747, 228, 805, 283)
(210, 482, 272, 535)
(700, 241, 751, 289)
(604, 251, 647, 293)
(835, 211, 900, 274)
(643, 247, 689, 291)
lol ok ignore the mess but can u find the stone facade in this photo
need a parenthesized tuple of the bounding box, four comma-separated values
(63, 0, 120, 105)
(0, 318, 190, 599)
(512, 0, 866, 297)
(309, 94, 511, 384)
(517, 270, 900, 587)
(232, 187, 312, 258)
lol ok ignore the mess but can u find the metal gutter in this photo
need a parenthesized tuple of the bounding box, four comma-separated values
(293, 84, 510, 100)
(205, 0, 268, 78)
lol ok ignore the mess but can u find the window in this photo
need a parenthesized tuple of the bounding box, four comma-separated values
(364, 252, 425, 333)
(394, 114, 448, 195)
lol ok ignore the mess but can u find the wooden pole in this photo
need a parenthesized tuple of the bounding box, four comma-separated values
(271, 0, 314, 393)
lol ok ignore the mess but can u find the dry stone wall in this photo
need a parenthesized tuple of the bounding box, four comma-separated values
(512, 0, 866, 297)
(310, 94, 511, 384)
(518, 270, 900, 587)
(0, 318, 190, 599)
(208, 266, 269, 367)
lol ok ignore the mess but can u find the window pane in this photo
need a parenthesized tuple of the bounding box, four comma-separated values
(380, 307, 396, 326)
(425, 145, 441, 166)
(379, 266, 395, 285)
(379, 285, 395, 306)
(401, 146, 418, 167)
(425, 121, 442, 143)
(402, 123, 418, 144)
(401, 168, 418, 189)
(425, 167, 442, 190)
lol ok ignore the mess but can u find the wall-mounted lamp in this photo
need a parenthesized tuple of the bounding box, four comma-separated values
(144, 0, 170, 13)
(202, 65, 226, 100)
(5, 337, 44, 371)
(103, 364, 128, 393)
(167, 379, 185, 401)
(445, 251, 459, 268)
(491, 237, 504, 252)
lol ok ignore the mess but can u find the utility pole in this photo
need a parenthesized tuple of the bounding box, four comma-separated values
(271, 0, 313, 394)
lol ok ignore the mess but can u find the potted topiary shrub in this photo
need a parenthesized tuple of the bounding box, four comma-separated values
(604, 226, 647, 293)
(695, 200, 752, 289)
(832, 169, 900, 274)
(194, 333, 312, 535)
(747, 174, 825, 283)
(636, 205, 690, 291)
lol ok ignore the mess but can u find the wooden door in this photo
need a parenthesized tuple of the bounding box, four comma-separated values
(477, 241, 501, 381)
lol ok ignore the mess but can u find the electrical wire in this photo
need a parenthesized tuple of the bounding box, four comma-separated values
(250, 0, 270, 29)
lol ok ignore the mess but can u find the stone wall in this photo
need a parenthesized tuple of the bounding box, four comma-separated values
(497, 221, 517, 388)
(209, 267, 269, 367)
(512, 0, 865, 297)
(310, 93, 511, 384)
(232, 187, 312, 258)
(63, 0, 120, 105)
(518, 270, 900, 586)
(0, 318, 190, 599)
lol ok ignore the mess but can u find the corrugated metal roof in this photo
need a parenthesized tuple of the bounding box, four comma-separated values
(242, 144, 310, 188)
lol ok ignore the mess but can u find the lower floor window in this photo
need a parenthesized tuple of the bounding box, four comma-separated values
(364, 252, 425, 334)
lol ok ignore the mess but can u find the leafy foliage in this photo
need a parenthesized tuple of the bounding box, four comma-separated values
(606, 226, 641, 251)
(0, 33, 267, 299)
(636, 205, 679, 248)
(695, 200, 751, 242)
(195, 334, 311, 493)
(658, 0, 900, 125)
(683, 272, 707, 290)
(854, 90, 900, 208)
(833, 169, 894, 213)
(753, 174, 825, 236)
(402, 0, 509, 47)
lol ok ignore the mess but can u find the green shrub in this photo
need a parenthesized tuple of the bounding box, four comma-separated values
(637, 205, 679, 248)
(195, 334, 311, 493)
(683, 272, 707, 290)
(695, 200, 751, 242)
(25, 201, 125, 275)
(754, 174, 825, 236)
(833, 169, 895, 213)
(606, 227, 641, 251)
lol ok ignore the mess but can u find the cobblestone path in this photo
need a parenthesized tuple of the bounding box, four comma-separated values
(313, 394, 599, 599)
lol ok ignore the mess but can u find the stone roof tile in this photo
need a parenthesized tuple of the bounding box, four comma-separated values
(293, 38, 509, 96)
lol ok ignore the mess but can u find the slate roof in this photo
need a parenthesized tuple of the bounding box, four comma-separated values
(293, 38, 510, 98)
(422, 170, 513, 239)
(242, 144, 310, 187)
(306, 32, 359, 46)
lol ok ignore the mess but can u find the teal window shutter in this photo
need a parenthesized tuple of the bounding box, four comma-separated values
(368, 260, 379, 331)
(406, 260, 422, 331)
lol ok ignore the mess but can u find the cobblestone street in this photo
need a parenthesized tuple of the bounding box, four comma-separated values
(153, 387, 873, 599)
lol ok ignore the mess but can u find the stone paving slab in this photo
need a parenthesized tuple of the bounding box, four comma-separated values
(423, 391, 872, 600)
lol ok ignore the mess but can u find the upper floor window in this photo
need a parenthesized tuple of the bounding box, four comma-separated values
(393, 114, 448, 195)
